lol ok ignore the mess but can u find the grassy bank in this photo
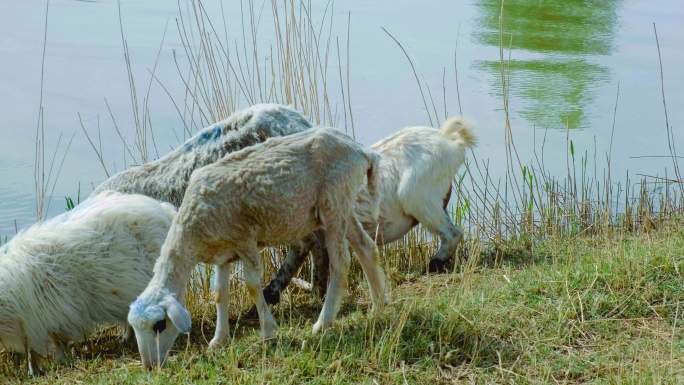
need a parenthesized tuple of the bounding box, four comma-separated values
(3, 218, 682, 384)
(3, 0, 682, 383)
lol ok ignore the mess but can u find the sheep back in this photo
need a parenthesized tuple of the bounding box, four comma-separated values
(175, 128, 377, 253)
(92, 104, 313, 206)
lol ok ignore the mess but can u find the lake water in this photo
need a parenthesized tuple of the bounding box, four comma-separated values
(1, 0, 682, 238)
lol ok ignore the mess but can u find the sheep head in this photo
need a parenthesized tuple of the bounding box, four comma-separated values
(127, 289, 191, 369)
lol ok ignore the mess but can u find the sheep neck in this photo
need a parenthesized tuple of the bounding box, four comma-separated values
(148, 247, 196, 302)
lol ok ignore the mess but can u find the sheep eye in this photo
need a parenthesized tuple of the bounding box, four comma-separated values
(152, 319, 167, 334)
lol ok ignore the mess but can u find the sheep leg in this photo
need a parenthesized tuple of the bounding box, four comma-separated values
(262, 236, 316, 305)
(412, 206, 463, 273)
(242, 252, 278, 339)
(209, 262, 232, 349)
(27, 350, 53, 376)
(309, 230, 330, 299)
(27, 352, 38, 377)
(347, 217, 388, 310)
(312, 218, 350, 334)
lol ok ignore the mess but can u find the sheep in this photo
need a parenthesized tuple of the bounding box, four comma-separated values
(261, 117, 476, 305)
(0, 191, 176, 373)
(92, 104, 312, 309)
(92, 103, 312, 206)
(127, 127, 388, 368)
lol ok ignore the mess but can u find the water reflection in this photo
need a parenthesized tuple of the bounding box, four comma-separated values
(474, 0, 621, 129)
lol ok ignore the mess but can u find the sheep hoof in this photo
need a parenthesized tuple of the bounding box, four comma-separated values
(312, 320, 328, 335)
(262, 331, 276, 340)
(208, 335, 228, 350)
(380, 292, 391, 308)
(428, 258, 451, 274)
(261, 324, 277, 340)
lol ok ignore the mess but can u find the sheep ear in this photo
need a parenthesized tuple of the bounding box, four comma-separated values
(164, 297, 192, 333)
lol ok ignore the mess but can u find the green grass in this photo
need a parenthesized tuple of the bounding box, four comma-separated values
(3, 219, 683, 384)
(6, 0, 682, 382)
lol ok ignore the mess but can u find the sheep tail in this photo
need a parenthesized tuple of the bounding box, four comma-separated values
(365, 151, 382, 220)
(438, 117, 476, 148)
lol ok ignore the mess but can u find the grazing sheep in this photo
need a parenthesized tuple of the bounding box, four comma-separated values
(92, 103, 312, 206)
(0, 191, 176, 373)
(262, 117, 476, 305)
(127, 128, 387, 368)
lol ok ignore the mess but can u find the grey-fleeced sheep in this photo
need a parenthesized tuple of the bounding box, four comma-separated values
(0, 191, 176, 373)
(127, 128, 388, 369)
(92, 104, 312, 205)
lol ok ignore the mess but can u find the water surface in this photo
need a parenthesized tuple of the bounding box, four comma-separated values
(0, 0, 682, 237)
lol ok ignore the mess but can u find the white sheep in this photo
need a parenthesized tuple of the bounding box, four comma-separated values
(127, 127, 387, 368)
(92, 103, 312, 206)
(262, 117, 476, 304)
(0, 191, 176, 373)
